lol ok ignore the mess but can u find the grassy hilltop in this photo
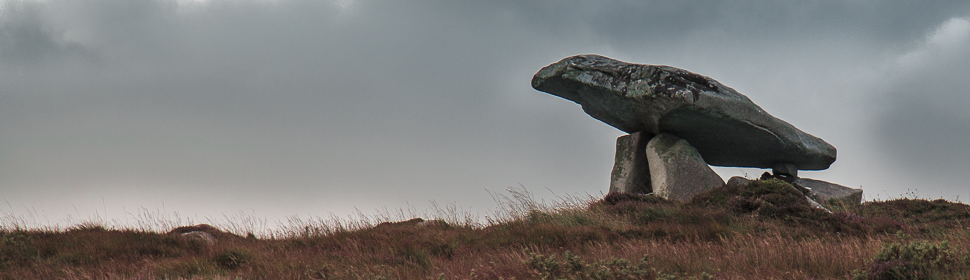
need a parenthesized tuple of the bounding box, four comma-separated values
(3, 179, 970, 279)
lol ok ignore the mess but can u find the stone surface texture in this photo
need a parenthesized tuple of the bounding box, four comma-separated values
(772, 163, 799, 178)
(805, 196, 832, 213)
(376, 218, 426, 228)
(794, 178, 864, 205)
(646, 133, 725, 201)
(417, 219, 450, 228)
(726, 176, 753, 187)
(181, 231, 217, 246)
(532, 54, 837, 170)
(609, 132, 653, 194)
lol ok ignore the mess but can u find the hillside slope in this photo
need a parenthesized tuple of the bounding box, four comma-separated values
(3, 179, 970, 279)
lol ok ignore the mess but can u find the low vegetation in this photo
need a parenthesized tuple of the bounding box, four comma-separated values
(3, 179, 970, 279)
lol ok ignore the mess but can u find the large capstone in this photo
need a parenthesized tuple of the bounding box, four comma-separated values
(532, 54, 837, 171)
(646, 133, 725, 201)
(610, 131, 653, 194)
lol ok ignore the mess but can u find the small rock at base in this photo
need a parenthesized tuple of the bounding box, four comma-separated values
(726, 176, 752, 187)
(181, 231, 217, 246)
(794, 178, 863, 205)
(805, 196, 832, 213)
(416, 219, 450, 228)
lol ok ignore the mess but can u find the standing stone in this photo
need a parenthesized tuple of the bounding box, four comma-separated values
(646, 133, 725, 201)
(794, 178, 864, 205)
(772, 163, 799, 178)
(532, 54, 837, 171)
(610, 132, 653, 194)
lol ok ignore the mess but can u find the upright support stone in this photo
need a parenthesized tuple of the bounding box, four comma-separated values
(530, 54, 845, 200)
(609, 132, 653, 194)
(646, 133, 725, 201)
(773, 163, 798, 178)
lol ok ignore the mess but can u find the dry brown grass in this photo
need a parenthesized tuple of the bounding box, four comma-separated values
(3, 179, 970, 279)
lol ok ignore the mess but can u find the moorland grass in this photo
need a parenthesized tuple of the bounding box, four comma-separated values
(2, 179, 970, 279)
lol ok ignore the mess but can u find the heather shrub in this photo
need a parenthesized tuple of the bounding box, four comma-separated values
(393, 246, 434, 270)
(156, 257, 220, 278)
(690, 178, 804, 208)
(859, 199, 970, 227)
(524, 251, 714, 280)
(214, 248, 257, 269)
(525, 250, 650, 279)
(828, 212, 904, 236)
(853, 240, 969, 280)
(526, 209, 601, 227)
(726, 196, 761, 214)
(688, 178, 904, 237)
(600, 192, 670, 206)
(631, 206, 680, 224)
(0, 231, 39, 269)
(593, 192, 670, 217)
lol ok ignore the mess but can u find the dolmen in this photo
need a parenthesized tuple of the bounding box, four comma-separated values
(532, 54, 861, 203)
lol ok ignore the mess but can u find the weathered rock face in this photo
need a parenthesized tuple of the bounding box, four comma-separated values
(805, 196, 832, 213)
(416, 219, 450, 228)
(646, 133, 725, 201)
(181, 231, 217, 246)
(726, 176, 753, 187)
(794, 178, 863, 205)
(610, 131, 653, 194)
(532, 54, 837, 171)
(375, 218, 426, 229)
(169, 224, 240, 243)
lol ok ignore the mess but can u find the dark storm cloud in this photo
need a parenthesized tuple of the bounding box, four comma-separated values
(2, 0, 969, 227)
(505, 1, 970, 52)
(873, 17, 970, 188)
(0, 3, 94, 66)
(0, 0, 623, 223)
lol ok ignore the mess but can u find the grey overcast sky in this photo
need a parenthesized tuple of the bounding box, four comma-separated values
(2, 0, 969, 230)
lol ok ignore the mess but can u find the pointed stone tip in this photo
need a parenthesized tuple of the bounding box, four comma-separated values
(532, 54, 612, 89)
(531, 56, 576, 89)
